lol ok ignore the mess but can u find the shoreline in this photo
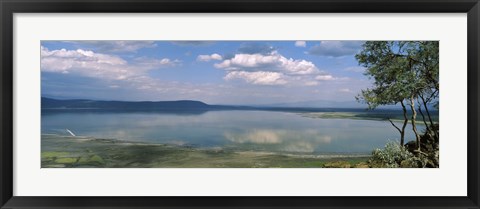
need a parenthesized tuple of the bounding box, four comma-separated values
(299, 112, 434, 124)
(41, 134, 371, 168)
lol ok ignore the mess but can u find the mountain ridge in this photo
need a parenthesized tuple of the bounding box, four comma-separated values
(41, 97, 416, 112)
(42, 97, 211, 110)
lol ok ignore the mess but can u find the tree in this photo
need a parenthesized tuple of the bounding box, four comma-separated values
(355, 42, 411, 146)
(356, 41, 439, 150)
(410, 41, 439, 141)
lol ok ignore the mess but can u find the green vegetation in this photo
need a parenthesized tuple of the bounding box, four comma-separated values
(41, 134, 370, 168)
(54, 157, 78, 164)
(42, 151, 69, 158)
(78, 154, 105, 166)
(355, 41, 439, 168)
(368, 124, 438, 168)
(369, 141, 425, 168)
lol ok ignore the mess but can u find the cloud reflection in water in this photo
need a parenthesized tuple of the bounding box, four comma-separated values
(224, 129, 332, 153)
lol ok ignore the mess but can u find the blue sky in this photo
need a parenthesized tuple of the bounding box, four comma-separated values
(41, 41, 372, 105)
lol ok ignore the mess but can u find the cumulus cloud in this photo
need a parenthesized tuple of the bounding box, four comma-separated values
(214, 51, 319, 75)
(41, 46, 178, 81)
(197, 53, 223, 62)
(308, 41, 364, 57)
(224, 71, 287, 85)
(295, 41, 306, 47)
(214, 51, 338, 86)
(134, 57, 181, 68)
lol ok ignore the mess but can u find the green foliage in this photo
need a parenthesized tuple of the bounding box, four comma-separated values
(368, 141, 427, 168)
(371, 124, 440, 168)
(405, 124, 440, 167)
(355, 41, 440, 146)
(355, 41, 439, 108)
(355, 41, 438, 109)
(356, 42, 398, 108)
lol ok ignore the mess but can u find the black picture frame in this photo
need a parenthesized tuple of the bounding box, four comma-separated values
(1, 0, 479, 208)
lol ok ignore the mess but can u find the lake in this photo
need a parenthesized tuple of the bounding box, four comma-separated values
(41, 109, 423, 156)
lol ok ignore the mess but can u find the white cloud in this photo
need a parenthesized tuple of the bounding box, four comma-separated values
(295, 41, 307, 47)
(215, 51, 319, 75)
(213, 51, 340, 86)
(41, 46, 178, 81)
(134, 57, 181, 68)
(224, 71, 288, 85)
(197, 53, 223, 62)
(41, 46, 129, 79)
(315, 75, 335, 81)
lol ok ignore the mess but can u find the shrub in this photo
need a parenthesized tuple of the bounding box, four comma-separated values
(369, 141, 426, 168)
(404, 124, 439, 168)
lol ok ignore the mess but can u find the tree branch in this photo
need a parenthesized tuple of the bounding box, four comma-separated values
(387, 118, 402, 134)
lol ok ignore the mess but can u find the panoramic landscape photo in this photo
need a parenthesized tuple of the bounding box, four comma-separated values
(41, 40, 439, 168)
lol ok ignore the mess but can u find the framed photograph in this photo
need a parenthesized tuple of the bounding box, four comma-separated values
(1, 0, 479, 208)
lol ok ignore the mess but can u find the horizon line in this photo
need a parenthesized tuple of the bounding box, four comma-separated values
(41, 96, 413, 110)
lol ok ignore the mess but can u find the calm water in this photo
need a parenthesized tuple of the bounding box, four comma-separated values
(41, 110, 423, 155)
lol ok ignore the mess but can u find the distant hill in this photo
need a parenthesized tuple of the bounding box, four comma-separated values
(42, 97, 211, 110)
(42, 97, 432, 114)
